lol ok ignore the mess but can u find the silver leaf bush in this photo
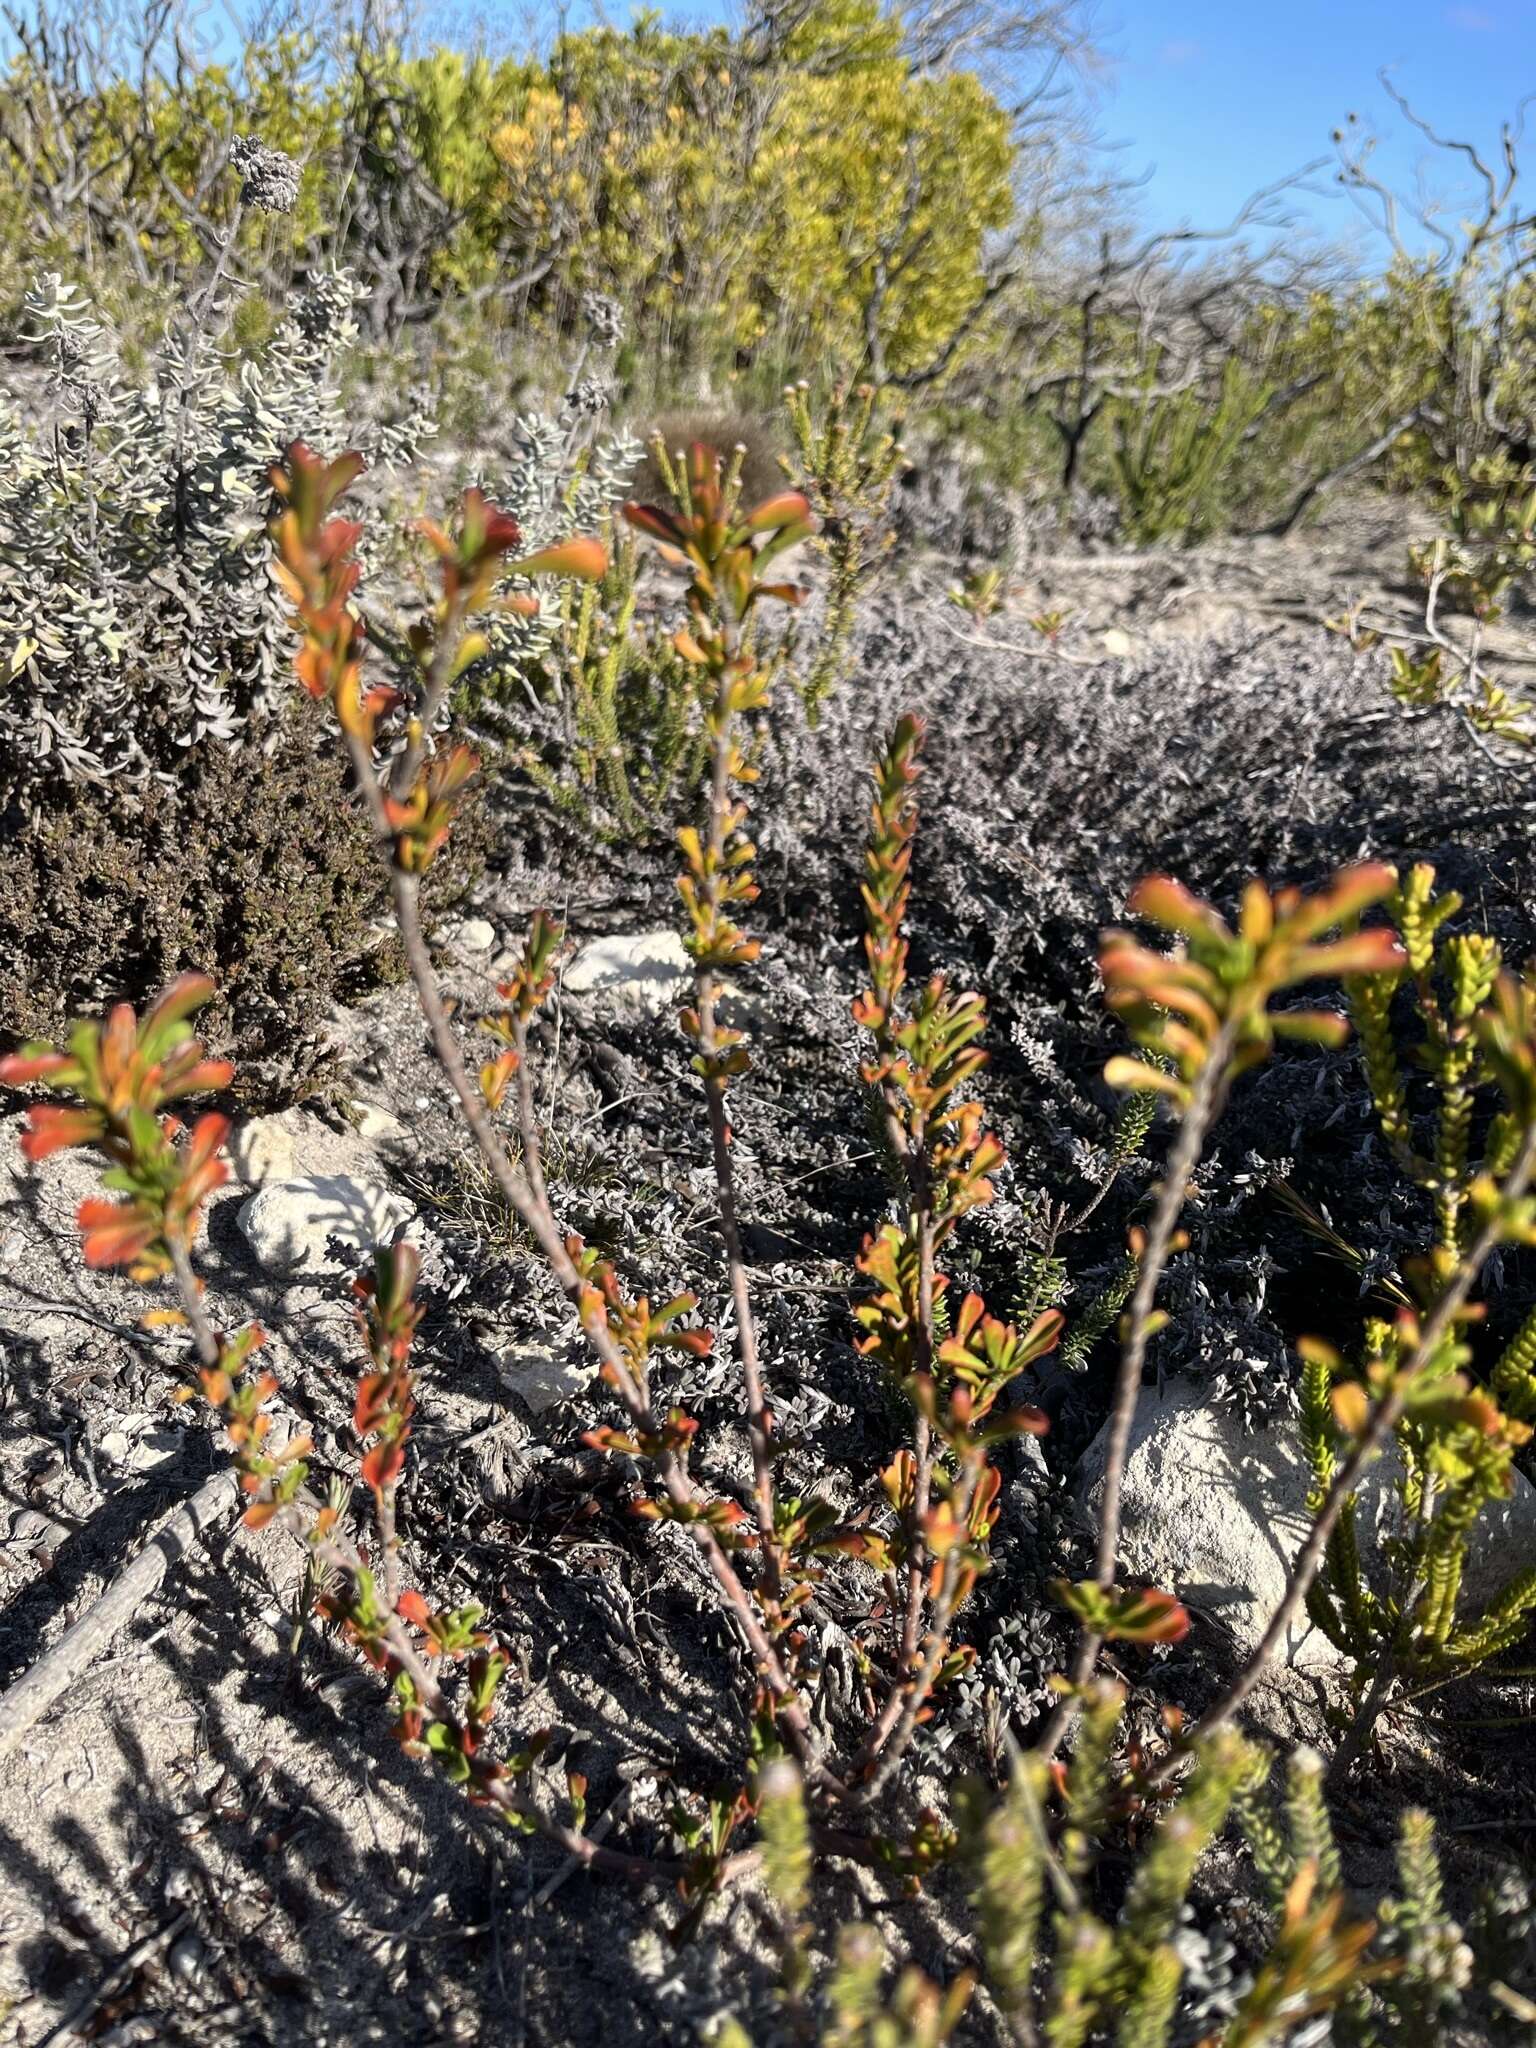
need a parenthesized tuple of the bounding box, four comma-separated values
(0, 266, 434, 804)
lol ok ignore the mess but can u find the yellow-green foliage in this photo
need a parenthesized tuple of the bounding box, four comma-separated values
(781, 378, 906, 718)
(725, 1704, 1405, 2048)
(0, 3, 1014, 386)
(512, 510, 712, 842)
(494, 0, 1012, 377)
(1296, 868, 1536, 1730)
(1107, 354, 1276, 544)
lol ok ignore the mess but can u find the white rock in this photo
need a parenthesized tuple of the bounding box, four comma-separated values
(563, 931, 691, 1016)
(228, 1115, 297, 1186)
(495, 1342, 598, 1416)
(6, 1507, 71, 1551)
(236, 1175, 417, 1276)
(228, 1108, 382, 1187)
(1077, 1377, 1536, 1671)
(97, 1420, 185, 1475)
(448, 916, 497, 955)
(562, 930, 762, 1026)
(350, 1101, 412, 1152)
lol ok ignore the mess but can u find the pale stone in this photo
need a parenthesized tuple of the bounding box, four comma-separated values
(495, 1342, 598, 1416)
(98, 1421, 185, 1474)
(236, 1175, 416, 1276)
(562, 930, 759, 1026)
(563, 931, 691, 1016)
(350, 1101, 411, 1152)
(1077, 1377, 1536, 1671)
(449, 916, 497, 954)
(228, 1108, 386, 1186)
(228, 1115, 296, 1186)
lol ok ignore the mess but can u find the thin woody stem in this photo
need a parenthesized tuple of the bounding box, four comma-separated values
(858, 1170, 936, 1767)
(167, 1236, 221, 1370)
(374, 1479, 402, 1610)
(340, 724, 831, 1787)
(855, 1455, 985, 1803)
(694, 608, 779, 1598)
(511, 1012, 548, 1213)
(1039, 1024, 1235, 1759)
(388, 589, 467, 804)
(166, 1226, 741, 1883)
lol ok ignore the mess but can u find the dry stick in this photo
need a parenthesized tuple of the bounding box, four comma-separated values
(1419, 556, 1513, 772)
(340, 729, 832, 1788)
(1039, 1024, 1235, 1761)
(532, 1780, 636, 1906)
(0, 1467, 240, 1763)
(1142, 1120, 1536, 1792)
(37, 1908, 193, 2048)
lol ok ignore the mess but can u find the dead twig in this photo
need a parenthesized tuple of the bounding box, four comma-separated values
(36, 1908, 193, 2047)
(0, 1468, 240, 1761)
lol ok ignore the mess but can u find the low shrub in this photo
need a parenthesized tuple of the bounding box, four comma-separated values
(0, 262, 432, 805)
(0, 231, 451, 1100)
(6, 441, 1536, 2043)
(0, 698, 477, 1103)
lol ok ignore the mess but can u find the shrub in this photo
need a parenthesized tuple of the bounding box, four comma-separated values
(779, 379, 906, 720)
(0, 2, 1025, 385)
(481, 392, 904, 841)
(0, 247, 450, 1098)
(1106, 355, 1276, 545)
(0, 698, 468, 1103)
(0, 262, 434, 803)
(7, 441, 1534, 2044)
(507, 513, 711, 841)
(1297, 865, 1536, 1766)
(1406, 458, 1536, 622)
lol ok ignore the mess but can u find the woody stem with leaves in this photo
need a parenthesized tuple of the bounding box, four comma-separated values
(267, 440, 832, 1788)
(0, 983, 702, 1878)
(845, 714, 1058, 1791)
(624, 443, 818, 1621)
(1045, 866, 1408, 1749)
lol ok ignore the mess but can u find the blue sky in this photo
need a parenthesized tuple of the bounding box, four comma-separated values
(1094, 2, 1536, 246)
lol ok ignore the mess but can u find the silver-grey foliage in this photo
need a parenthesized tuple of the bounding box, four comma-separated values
(0, 267, 434, 800)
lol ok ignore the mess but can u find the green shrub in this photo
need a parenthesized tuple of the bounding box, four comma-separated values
(1106, 356, 1274, 545)
(510, 515, 710, 841)
(1293, 866, 1536, 1766)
